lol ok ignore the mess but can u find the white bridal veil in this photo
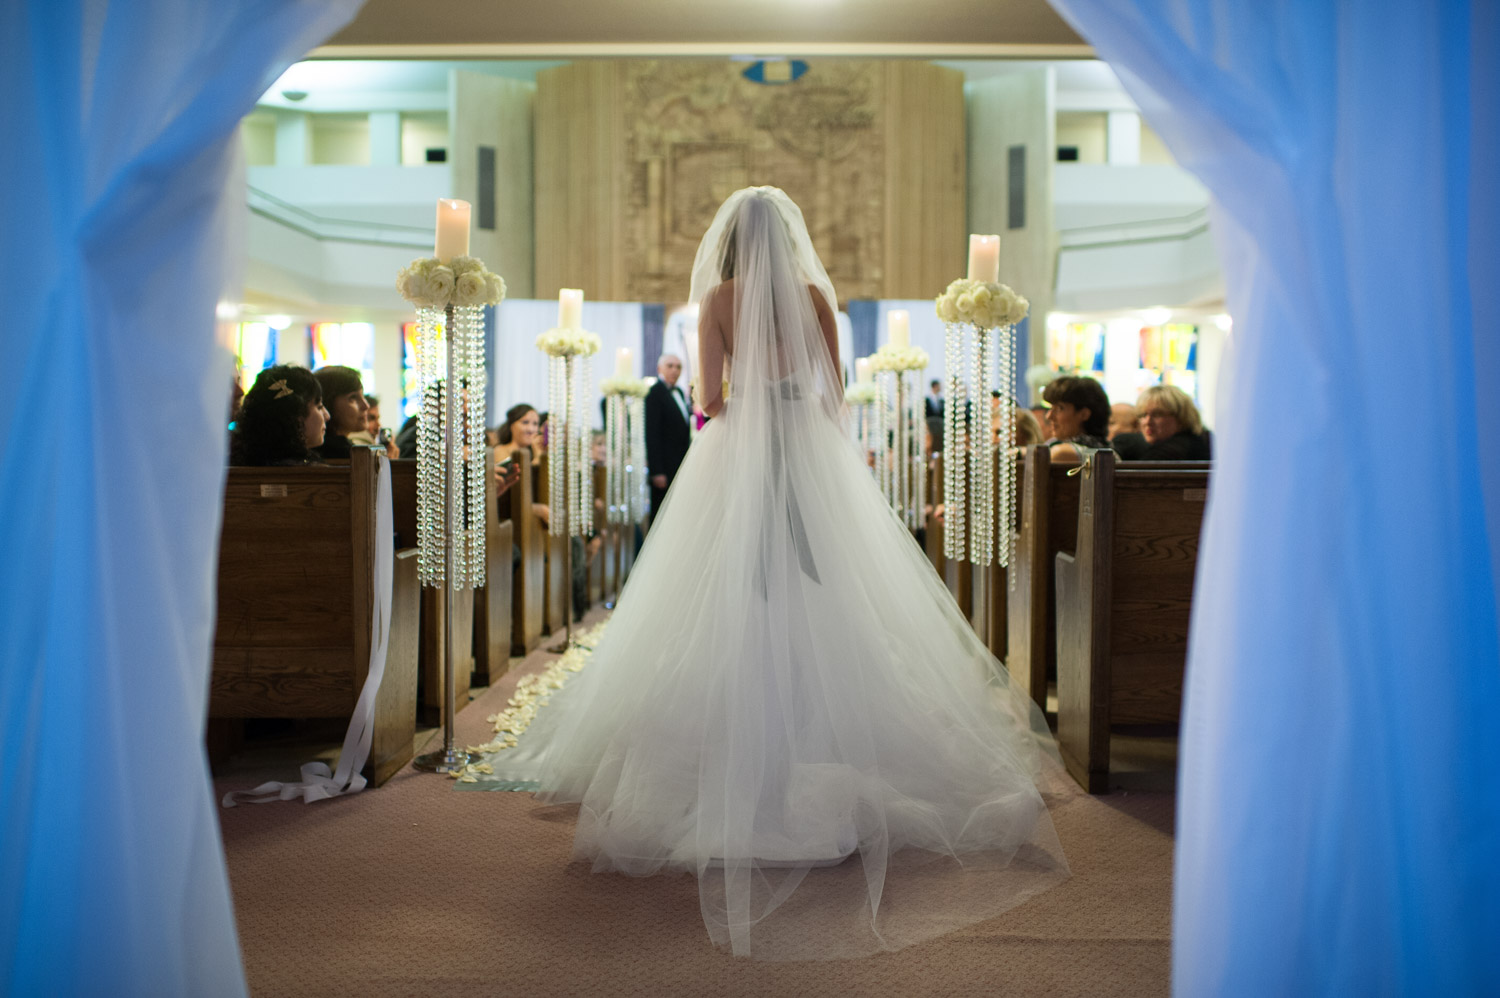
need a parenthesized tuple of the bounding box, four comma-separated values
(482, 187, 1066, 960)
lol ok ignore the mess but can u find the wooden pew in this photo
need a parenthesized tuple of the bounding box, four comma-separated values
(472, 447, 514, 686)
(588, 464, 607, 604)
(1054, 450, 1209, 793)
(212, 449, 419, 786)
(508, 449, 545, 654)
(388, 457, 476, 724)
(924, 454, 945, 578)
(1004, 446, 1207, 712)
(1005, 446, 1079, 710)
(600, 493, 619, 605)
(535, 453, 568, 633)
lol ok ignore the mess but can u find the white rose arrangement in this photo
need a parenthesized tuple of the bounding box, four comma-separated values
(870, 344, 931, 372)
(535, 327, 603, 357)
(397, 255, 506, 309)
(934, 278, 1028, 329)
(844, 382, 879, 406)
(599, 376, 649, 397)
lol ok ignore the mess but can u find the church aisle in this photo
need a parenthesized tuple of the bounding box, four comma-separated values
(216, 609, 1172, 996)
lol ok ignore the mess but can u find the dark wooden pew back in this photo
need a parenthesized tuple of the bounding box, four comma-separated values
(212, 449, 418, 785)
(1055, 450, 1210, 792)
(1006, 446, 1081, 708)
(508, 449, 544, 653)
(474, 447, 514, 685)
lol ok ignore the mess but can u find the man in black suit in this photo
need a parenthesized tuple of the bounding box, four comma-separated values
(645, 353, 692, 519)
(924, 379, 945, 418)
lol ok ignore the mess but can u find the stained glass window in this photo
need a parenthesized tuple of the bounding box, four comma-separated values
(234, 322, 277, 390)
(310, 322, 377, 392)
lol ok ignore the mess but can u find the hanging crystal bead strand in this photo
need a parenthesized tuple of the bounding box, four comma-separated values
(576, 356, 592, 538)
(997, 320, 1016, 573)
(416, 307, 446, 588)
(943, 322, 967, 562)
(906, 369, 918, 528)
(968, 325, 990, 566)
(470, 305, 488, 588)
(548, 356, 565, 537)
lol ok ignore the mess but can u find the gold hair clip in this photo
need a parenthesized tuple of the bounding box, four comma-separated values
(268, 379, 294, 400)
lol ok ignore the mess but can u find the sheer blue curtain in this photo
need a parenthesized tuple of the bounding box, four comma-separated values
(1045, 1, 1500, 993)
(0, 2, 361, 995)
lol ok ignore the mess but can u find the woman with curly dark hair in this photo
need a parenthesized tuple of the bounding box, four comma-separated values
(230, 365, 329, 466)
(1041, 374, 1113, 463)
(311, 365, 368, 460)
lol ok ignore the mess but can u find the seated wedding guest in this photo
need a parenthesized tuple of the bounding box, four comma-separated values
(1014, 407, 1043, 449)
(311, 366, 368, 461)
(1135, 384, 1212, 460)
(1107, 401, 1148, 459)
(230, 365, 328, 466)
(925, 379, 945, 418)
(1041, 375, 1113, 463)
(496, 403, 551, 526)
(349, 392, 401, 459)
(535, 411, 550, 460)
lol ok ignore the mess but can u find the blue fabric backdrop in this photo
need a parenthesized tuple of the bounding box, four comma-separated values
(0, 2, 363, 994)
(1047, 1, 1500, 993)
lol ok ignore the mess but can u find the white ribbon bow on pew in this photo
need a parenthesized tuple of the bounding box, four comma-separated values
(221, 456, 395, 807)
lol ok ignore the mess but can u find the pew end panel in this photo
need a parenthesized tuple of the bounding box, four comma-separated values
(211, 450, 418, 787)
(1006, 446, 1054, 709)
(536, 454, 568, 634)
(372, 548, 420, 784)
(588, 465, 607, 604)
(475, 518, 515, 685)
(509, 449, 545, 654)
(925, 454, 945, 577)
(1055, 452, 1208, 793)
(473, 445, 515, 685)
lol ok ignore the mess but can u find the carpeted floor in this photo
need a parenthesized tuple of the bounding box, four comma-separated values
(215, 608, 1174, 997)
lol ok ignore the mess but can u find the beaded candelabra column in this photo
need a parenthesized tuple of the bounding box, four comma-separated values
(601, 374, 648, 609)
(935, 269, 1028, 569)
(870, 341, 930, 531)
(396, 219, 505, 774)
(845, 374, 879, 475)
(537, 295, 602, 651)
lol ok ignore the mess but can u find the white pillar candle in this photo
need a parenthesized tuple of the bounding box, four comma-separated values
(435, 199, 471, 262)
(967, 233, 1000, 283)
(615, 346, 632, 377)
(887, 309, 910, 348)
(856, 357, 873, 384)
(558, 288, 584, 329)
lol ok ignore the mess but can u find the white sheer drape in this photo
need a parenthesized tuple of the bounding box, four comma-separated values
(0, 2, 361, 995)
(1046, 1, 1500, 993)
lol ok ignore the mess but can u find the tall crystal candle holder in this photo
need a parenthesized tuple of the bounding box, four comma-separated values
(869, 343, 929, 531)
(536, 324, 602, 650)
(599, 373, 648, 608)
(844, 377, 879, 475)
(934, 276, 1029, 568)
(396, 247, 505, 775)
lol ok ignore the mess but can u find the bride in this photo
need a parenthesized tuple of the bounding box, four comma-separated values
(483, 187, 1067, 959)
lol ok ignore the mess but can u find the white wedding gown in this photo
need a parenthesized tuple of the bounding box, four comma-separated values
(476, 189, 1067, 960)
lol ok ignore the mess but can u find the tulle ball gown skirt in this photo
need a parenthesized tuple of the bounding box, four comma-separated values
(487, 387, 1068, 959)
